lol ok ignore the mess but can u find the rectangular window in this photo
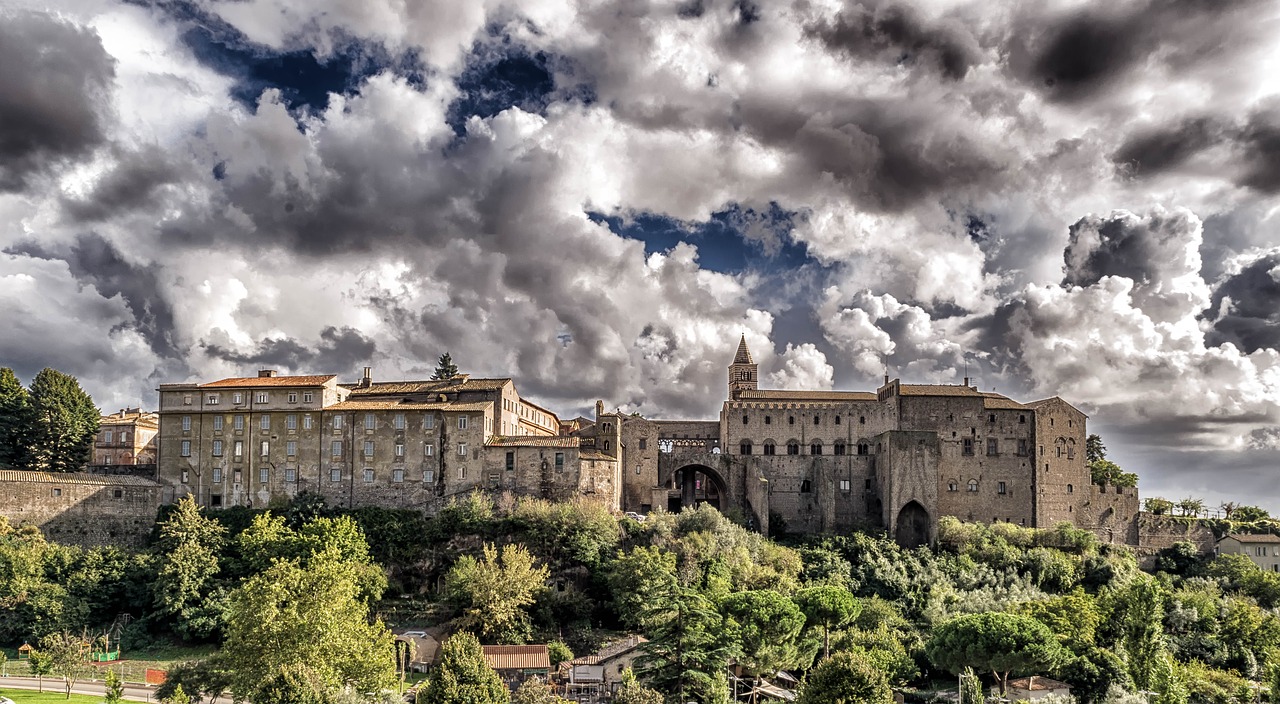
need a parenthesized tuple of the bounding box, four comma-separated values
(489, 472, 500, 485)
(393, 468, 404, 483)
(214, 415, 224, 431)
(303, 414, 312, 430)
(364, 413, 376, 430)
(207, 394, 219, 405)
(458, 442, 467, 456)
(259, 468, 269, 484)
(180, 440, 191, 457)
(260, 440, 269, 457)
(333, 415, 344, 429)
(286, 414, 297, 430)
(395, 443, 405, 458)
(234, 414, 244, 430)
(285, 468, 296, 482)
(233, 469, 241, 483)
(233, 392, 243, 404)
(506, 451, 515, 471)
(330, 469, 341, 482)
(286, 441, 297, 457)
(636, 463, 642, 475)
(424, 414, 435, 430)
(458, 466, 468, 480)
(212, 468, 223, 484)
(212, 440, 223, 457)
(51, 487, 62, 497)
(458, 416, 469, 430)
(303, 392, 313, 403)
(840, 479, 851, 492)
(234, 440, 244, 458)
(364, 440, 374, 457)
(256, 392, 268, 404)
(331, 440, 342, 456)
(1017, 439, 1028, 456)
(181, 470, 189, 483)
(962, 438, 974, 456)
(555, 452, 565, 472)
(210, 494, 222, 507)
(987, 439, 998, 456)
(1067, 446, 1075, 460)
(425, 443, 434, 457)
(394, 413, 406, 430)
(639, 438, 647, 450)
(260, 415, 270, 430)
(104, 430, 113, 443)
(998, 481, 1007, 495)
(423, 469, 435, 483)
(182, 394, 192, 406)
(288, 392, 298, 404)
(363, 468, 374, 483)
(182, 416, 191, 431)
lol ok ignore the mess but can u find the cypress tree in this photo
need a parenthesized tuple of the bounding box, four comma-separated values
(0, 368, 36, 469)
(29, 368, 99, 472)
(420, 632, 508, 704)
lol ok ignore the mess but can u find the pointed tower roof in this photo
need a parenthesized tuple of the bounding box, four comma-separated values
(733, 334, 754, 365)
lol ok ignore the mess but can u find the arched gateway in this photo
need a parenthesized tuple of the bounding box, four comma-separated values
(669, 463, 729, 513)
(895, 501, 931, 548)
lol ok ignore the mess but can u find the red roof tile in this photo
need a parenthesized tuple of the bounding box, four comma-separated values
(482, 645, 550, 670)
(201, 375, 336, 388)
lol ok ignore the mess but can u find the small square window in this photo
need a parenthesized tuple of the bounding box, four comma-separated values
(285, 468, 297, 482)
(423, 469, 435, 483)
(256, 392, 268, 404)
(458, 416, 469, 430)
(210, 494, 222, 507)
(839, 479, 850, 492)
(52, 488, 62, 497)
(303, 392, 314, 403)
(288, 393, 298, 404)
(330, 469, 342, 482)
(233, 392, 243, 404)
(363, 468, 374, 483)
(393, 469, 404, 483)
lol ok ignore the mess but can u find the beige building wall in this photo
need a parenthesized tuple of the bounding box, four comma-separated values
(1030, 397, 1091, 527)
(1218, 535, 1280, 572)
(94, 410, 159, 466)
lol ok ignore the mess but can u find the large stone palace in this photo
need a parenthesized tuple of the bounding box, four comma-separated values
(146, 337, 1138, 546)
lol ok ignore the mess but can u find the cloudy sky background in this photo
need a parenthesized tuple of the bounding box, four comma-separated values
(3, 0, 1280, 509)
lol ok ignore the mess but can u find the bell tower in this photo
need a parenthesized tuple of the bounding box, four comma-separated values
(728, 334, 758, 399)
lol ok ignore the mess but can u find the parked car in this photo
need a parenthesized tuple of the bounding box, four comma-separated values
(624, 512, 647, 523)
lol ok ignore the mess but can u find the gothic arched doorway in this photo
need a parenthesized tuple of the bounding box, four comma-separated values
(669, 464, 728, 513)
(894, 501, 931, 548)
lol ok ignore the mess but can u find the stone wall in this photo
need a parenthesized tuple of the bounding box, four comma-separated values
(1086, 484, 1141, 545)
(0, 471, 160, 548)
(1136, 511, 1217, 558)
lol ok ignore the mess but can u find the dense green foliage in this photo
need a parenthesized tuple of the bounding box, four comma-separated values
(795, 651, 892, 704)
(421, 632, 508, 704)
(0, 367, 99, 471)
(431, 353, 460, 381)
(0, 367, 36, 469)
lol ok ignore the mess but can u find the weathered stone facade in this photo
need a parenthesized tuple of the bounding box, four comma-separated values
(92, 408, 159, 467)
(0, 470, 160, 547)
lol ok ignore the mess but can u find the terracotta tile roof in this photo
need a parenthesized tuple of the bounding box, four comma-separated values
(1007, 677, 1070, 691)
(0, 470, 159, 487)
(202, 375, 336, 388)
(567, 636, 647, 666)
(445, 402, 493, 413)
(981, 393, 1029, 410)
(1223, 533, 1280, 543)
(897, 384, 982, 397)
(344, 382, 434, 395)
(482, 645, 550, 670)
(736, 390, 877, 402)
(328, 400, 452, 411)
(456, 378, 513, 391)
(579, 451, 615, 461)
(487, 436, 581, 448)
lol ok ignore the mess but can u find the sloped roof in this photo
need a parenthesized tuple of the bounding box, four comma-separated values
(202, 375, 336, 388)
(1223, 533, 1280, 544)
(567, 636, 647, 666)
(487, 436, 580, 448)
(1008, 677, 1070, 691)
(898, 384, 982, 397)
(733, 335, 754, 364)
(0, 470, 159, 487)
(327, 400, 452, 411)
(736, 390, 877, 402)
(981, 393, 1029, 410)
(482, 645, 550, 670)
(579, 451, 615, 461)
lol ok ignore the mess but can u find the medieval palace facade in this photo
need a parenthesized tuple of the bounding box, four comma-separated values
(153, 338, 1137, 546)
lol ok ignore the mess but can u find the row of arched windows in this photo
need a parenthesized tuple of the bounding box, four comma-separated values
(738, 440, 873, 456)
(742, 415, 869, 426)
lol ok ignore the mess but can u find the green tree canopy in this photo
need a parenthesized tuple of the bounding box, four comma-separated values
(636, 581, 734, 704)
(220, 556, 395, 701)
(1090, 459, 1138, 488)
(421, 632, 508, 704)
(432, 353, 460, 380)
(40, 631, 91, 700)
(104, 668, 125, 704)
(1145, 497, 1174, 515)
(1234, 505, 1271, 523)
(1109, 577, 1168, 691)
(794, 584, 861, 659)
(613, 668, 663, 704)
(608, 546, 679, 630)
(796, 651, 892, 704)
(153, 496, 227, 641)
(0, 367, 36, 469)
(29, 367, 99, 472)
(720, 589, 806, 676)
(446, 543, 549, 644)
(1086, 434, 1107, 464)
(510, 676, 571, 704)
(926, 612, 1065, 694)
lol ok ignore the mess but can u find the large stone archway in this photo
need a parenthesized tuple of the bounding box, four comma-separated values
(668, 463, 730, 512)
(894, 500, 931, 548)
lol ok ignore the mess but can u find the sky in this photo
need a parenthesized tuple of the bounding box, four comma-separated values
(2, 0, 1280, 510)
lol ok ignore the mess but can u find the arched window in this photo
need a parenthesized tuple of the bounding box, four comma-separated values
(967, 479, 979, 492)
(786, 440, 800, 455)
(948, 480, 958, 492)
(834, 441, 846, 456)
(859, 416, 866, 424)
(814, 415, 820, 425)
(788, 416, 795, 425)
(835, 415, 841, 424)
(765, 416, 772, 425)
(763, 441, 776, 456)
(857, 443, 869, 456)
(740, 440, 753, 455)
(810, 441, 823, 455)
(1067, 484, 1074, 493)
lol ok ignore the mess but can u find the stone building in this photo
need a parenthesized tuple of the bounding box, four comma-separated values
(92, 408, 159, 468)
(155, 368, 620, 511)
(0, 470, 161, 547)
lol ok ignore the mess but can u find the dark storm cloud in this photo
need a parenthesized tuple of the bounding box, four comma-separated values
(4, 234, 178, 358)
(61, 146, 183, 222)
(1112, 117, 1222, 178)
(1236, 110, 1280, 194)
(1013, 0, 1261, 104)
(1206, 251, 1280, 353)
(807, 1, 982, 80)
(1062, 210, 1187, 289)
(0, 12, 115, 192)
(202, 326, 377, 373)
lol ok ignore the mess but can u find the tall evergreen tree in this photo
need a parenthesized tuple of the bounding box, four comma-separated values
(420, 632, 508, 704)
(0, 367, 36, 469)
(636, 581, 734, 704)
(28, 368, 99, 472)
(432, 353, 460, 380)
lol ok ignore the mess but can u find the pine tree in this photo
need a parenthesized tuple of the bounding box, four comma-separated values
(28, 368, 99, 472)
(0, 368, 36, 469)
(432, 353, 460, 381)
(420, 632, 508, 704)
(636, 581, 734, 704)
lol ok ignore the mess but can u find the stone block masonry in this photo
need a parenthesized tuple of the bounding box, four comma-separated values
(0, 470, 161, 548)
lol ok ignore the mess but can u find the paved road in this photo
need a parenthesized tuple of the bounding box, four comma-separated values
(0, 675, 233, 703)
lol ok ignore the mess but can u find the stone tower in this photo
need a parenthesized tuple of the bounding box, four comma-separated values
(728, 334, 758, 399)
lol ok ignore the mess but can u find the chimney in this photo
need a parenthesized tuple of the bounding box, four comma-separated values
(360, 367, 372, 388)
(963, 376, 969, 387)
(258, 369, 278, 378)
